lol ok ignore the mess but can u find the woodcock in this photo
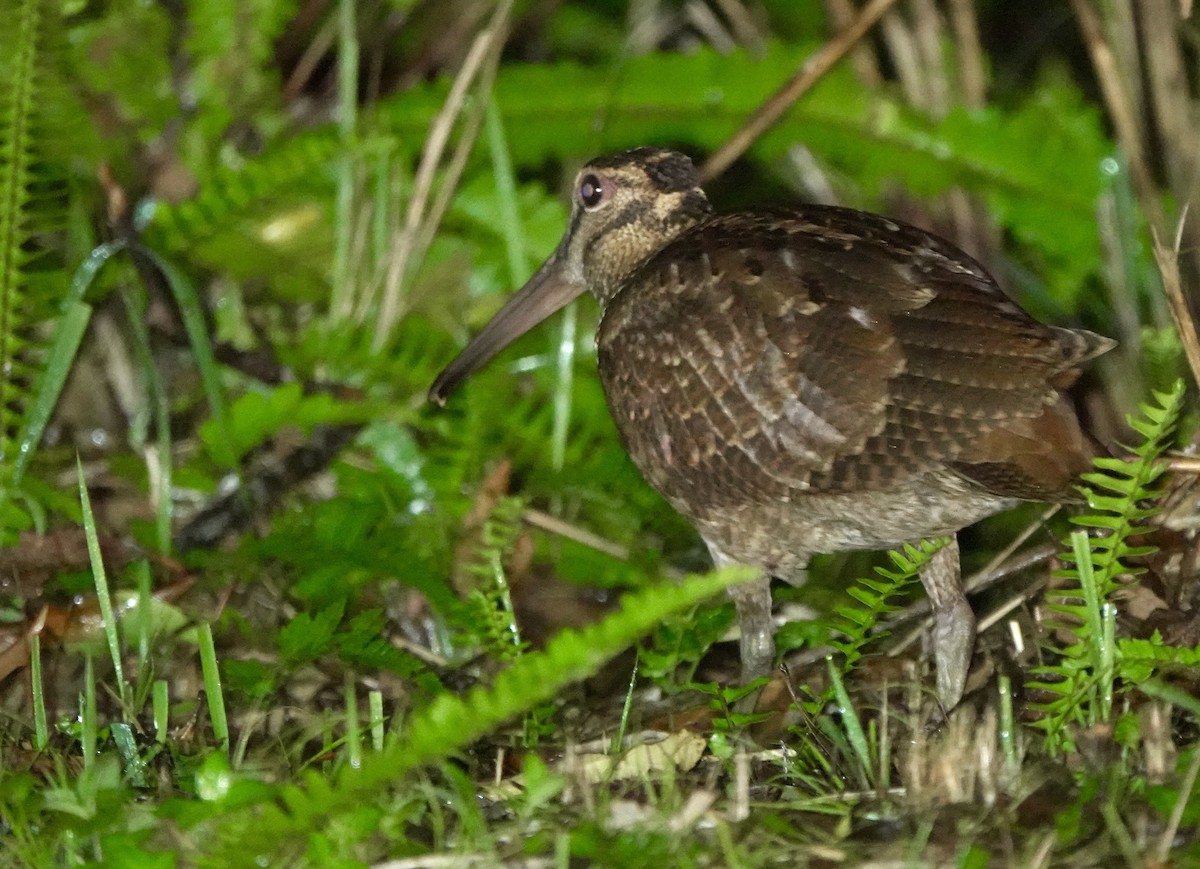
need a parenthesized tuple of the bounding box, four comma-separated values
(430, 147, 1113, 708)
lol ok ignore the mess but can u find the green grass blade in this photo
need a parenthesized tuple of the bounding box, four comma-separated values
(122, 286, 174, 551)
(81, 654, 96, 771)
(29, 632, 47, 751)
(998, 674, 1017, 776)
(77, 455, 129, 710)
(329, 0, 359, 322)
(153, 679, 170, 744)
(111, 722, 147, 787)
(12, 300, 91, 484)
(13, 239, 128, 484)
(827, 655, 873, 790)
(1071, 531, 1104, 671)
(550, 301, 577, 475)
(369, 689, 384, 753)
(136, 248, 231, 466)
(1139, 679, 1200, 719)
(484, 97, 526, 288)
(198, 622, 230, 757)
(612, 653, 639, 755)
(344, 670, 361, 769)
(135, 560, 153, 668)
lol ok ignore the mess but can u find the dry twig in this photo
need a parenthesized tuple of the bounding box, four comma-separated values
(700, 0, 902, 181)
(1151, 211, 1200, 390)
(373, 0, 513, 348)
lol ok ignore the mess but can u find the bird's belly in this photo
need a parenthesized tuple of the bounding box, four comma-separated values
(684, 473, 1016, 582)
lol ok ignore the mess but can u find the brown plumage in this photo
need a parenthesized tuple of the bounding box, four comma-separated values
(430, 147, 1113, 707)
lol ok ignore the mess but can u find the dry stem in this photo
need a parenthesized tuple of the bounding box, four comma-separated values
(700, 0, 902, 181)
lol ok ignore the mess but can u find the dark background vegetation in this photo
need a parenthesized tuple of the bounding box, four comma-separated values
(0, 0, 1198, 865)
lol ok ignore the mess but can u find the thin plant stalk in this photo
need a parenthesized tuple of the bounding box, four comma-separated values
(998, 674, 1018, 775)
(29, 633, 48, 751)
(369, 690, 384, 752)
(344, 670, 361, 769)
(330, 0, 359, 322)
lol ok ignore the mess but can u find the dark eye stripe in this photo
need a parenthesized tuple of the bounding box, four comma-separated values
(582, 201, 649, 260)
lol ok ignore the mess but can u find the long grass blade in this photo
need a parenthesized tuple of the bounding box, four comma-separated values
(369, 689, 384, 752)
(12, 301, 91, 484)
(136, 248, 231, 465)
(122, 286, 173, 551)
(77, 455, 129, 710)
(329, 0, 360, 322)
(827, 655, 874, 789)
(29, 632, 47, 751)
(198, 622, 230, 757)
(134, 560, 153, 668)
(81, 654, 96, 771)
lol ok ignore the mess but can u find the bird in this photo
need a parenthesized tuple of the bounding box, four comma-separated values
(429, 146, 1113, 708)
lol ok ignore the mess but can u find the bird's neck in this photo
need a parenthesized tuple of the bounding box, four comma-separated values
(587, 191, 712, 306)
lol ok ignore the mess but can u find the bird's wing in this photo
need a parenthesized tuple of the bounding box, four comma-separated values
(598, 206, 1110, 506)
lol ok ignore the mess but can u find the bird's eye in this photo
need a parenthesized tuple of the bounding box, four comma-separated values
(579, 173, 605, 209)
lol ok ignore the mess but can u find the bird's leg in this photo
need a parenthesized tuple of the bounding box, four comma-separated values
(705, 541, 776, 688)
(918, 535, 975, 709)
(728, 572, 775, 685)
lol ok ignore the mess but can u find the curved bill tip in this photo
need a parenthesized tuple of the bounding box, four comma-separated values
(428, 253, 585, 406)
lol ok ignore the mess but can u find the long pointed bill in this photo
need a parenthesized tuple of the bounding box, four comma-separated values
(429, 251, 586, 405)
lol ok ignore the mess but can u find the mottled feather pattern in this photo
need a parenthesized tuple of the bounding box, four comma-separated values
(599, 203, 1104, 512)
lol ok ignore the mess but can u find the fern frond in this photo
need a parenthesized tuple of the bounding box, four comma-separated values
(1058, 380, 1186, 607)
(460, 495, 526, 660)
(1118, 634, 1200, 683)
(0, 0, 76, 541)
(830, 537, 950, 672)
(1030, 381, 1186, 752)
(147, 135, 345, 252)
(0, 0, 44, 468)
(181, 0, 298, 169)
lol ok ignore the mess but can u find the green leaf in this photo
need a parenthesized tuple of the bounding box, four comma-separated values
(198, 382, 375, 465)
(278, 600, 345, 666)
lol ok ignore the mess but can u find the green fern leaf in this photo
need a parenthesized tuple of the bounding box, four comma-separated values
(0, 0, 43, 468)
(826, 537, 949, 672)
(1032, 381, 1186, 752)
